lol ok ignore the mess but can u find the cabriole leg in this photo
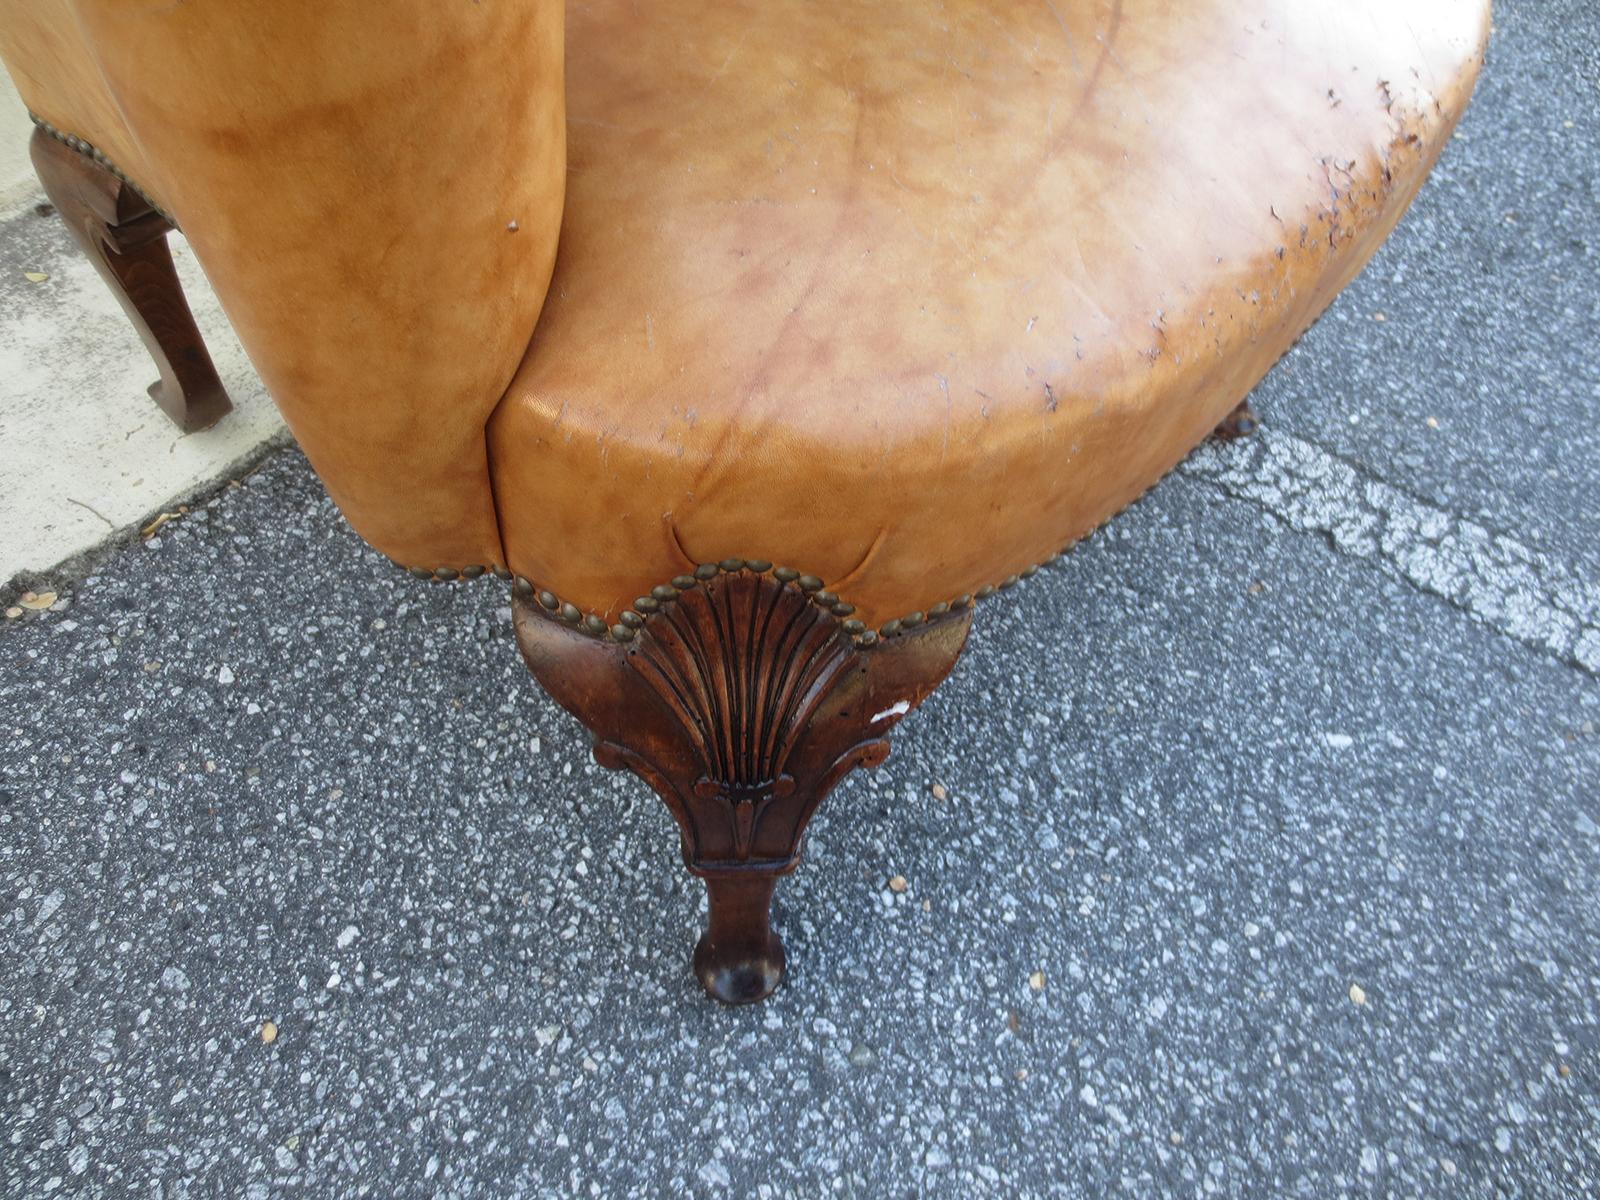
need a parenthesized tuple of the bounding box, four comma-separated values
(695, 872, 785, 1004)
(30, 126, 232, 434)
(513, 563, 971, 1003)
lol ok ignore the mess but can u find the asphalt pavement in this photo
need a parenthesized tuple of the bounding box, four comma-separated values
(2, 2, 1597, 1195)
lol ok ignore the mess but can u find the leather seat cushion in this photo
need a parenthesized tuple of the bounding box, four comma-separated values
(487, 0, 1487, 628)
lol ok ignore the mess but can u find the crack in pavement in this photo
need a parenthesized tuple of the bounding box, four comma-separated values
(1182, 427, 1600, 677)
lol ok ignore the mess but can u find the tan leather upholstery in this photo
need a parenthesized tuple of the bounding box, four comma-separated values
(488, 0, 1488, 627)
(0, 2, 154, 194)
(10, 0, 567, 572)
(1, 1, 1487, 627)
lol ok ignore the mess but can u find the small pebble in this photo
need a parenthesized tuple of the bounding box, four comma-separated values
(888, 875, 907, 894)
(260, 1021, 278, 1045)
(1349, 983, 1367, 1006)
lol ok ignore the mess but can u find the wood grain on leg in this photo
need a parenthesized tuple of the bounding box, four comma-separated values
(30, 127, 231, 434)
(513, 565, 972, 1003)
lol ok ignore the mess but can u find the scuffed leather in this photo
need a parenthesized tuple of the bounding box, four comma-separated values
(12, 0, 567, 573)
(1, 1, 1488, 624)
(488, 0, 1488, 626)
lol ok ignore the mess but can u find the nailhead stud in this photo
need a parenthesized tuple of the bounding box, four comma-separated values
(719, 557, 745, 573)
(798, 575, 823, 592)
(901, 611, 925, 628)
(408, 567, 432, 580)
(976, 585, 996, 600)
(832, 602, 855, 616)
(695, 564, 720, 580)
(635, 596, 660, 613)
(619, 611, 644, 629)
(746, 559, 772, 573)
(434, 568, 459, 581)
(560, 602, 582, 623)
(842, 618, 865, 635)
(881, 619, 903, 637)
(651, 584, 679, 602)
(671, 574, 698, 590)
(858, 630, 879, 646)
(462, 565, 486, 580)
(538, 590, 558, 610)
(583, 614, 607, 635)
(612, 624, 635, 642)
(774, 567, 799, 583)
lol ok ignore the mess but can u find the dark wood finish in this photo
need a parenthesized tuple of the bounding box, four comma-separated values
(514, 568, 972, 1003)
(30, 128, 232, 434)
(1212, 399, 1260, 441)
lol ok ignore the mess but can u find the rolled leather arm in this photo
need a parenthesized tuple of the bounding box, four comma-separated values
(68, 0, 566, 571)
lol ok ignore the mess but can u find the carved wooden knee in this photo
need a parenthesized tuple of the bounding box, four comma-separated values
(30, 125, 232, 434)
(513, 562, 971, 1003)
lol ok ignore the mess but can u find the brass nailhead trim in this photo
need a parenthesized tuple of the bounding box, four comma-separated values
(392, 528, 1095, 648)
(29, 113, 176, 226)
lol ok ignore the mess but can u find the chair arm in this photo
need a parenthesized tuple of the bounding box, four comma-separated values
(68, 0, 566, 571)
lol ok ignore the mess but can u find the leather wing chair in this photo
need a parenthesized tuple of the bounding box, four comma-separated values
(2, 0, 1488, 1002)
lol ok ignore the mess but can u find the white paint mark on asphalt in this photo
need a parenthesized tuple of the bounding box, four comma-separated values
(1184, 428, 1599, 675)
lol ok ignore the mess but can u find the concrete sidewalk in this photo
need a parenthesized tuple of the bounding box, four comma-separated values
(2, 2, 1597, 1196)
(0, 71, 285, 594)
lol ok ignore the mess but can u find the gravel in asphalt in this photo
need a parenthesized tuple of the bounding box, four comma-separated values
(2, 1, 1598, 1195)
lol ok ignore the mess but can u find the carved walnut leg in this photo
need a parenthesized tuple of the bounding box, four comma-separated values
(513, 564, 972, 1003)
(30, 127, 232, 434)
(1212, 399, 1260, 441)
